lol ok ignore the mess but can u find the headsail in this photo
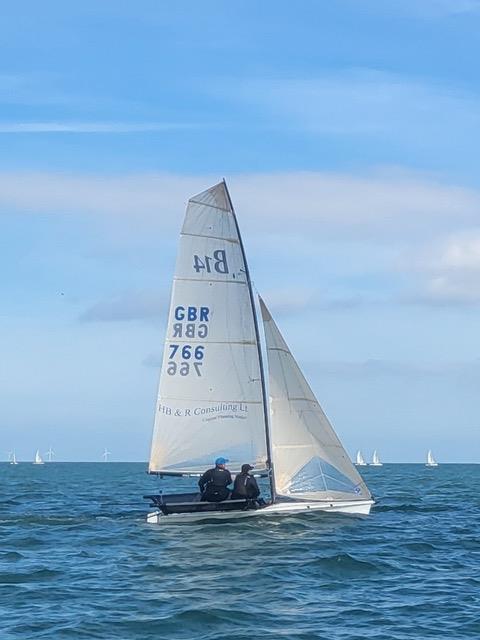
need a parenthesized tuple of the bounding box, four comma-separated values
(260, 297, 371, 502)
(149, 183, 269, 474)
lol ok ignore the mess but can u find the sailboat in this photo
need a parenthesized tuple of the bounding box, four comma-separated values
(33, 450, 44, 465)
(9, 451, 18, 465)
(370, 450, 383, 466)
(355, 450, 367, 466)
(426, 450, 438, 467)
(46, 447, 55, 462)
(145, 182, 373, 523)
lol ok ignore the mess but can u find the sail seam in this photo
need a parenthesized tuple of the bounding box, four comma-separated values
(162, 340, 257, 345)
(174, 277, 246, 285)
(158, 397, 263, 404)
(181, 231, 240, 244)
(189, 198, 231, 212)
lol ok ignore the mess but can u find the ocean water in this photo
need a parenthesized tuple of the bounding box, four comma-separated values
(1, 463, 479, 640)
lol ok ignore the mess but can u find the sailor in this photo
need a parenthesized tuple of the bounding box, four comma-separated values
(199, 457, 232, 502)
(231, 463, 261, 502)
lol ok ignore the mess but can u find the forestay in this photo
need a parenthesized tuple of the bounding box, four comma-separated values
(260, 298, 371, 501)
(149, 183, 269, 474)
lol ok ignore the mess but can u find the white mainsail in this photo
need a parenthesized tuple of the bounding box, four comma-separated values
(355, 450, 366, 466)
(149, 182, 269, 475)
(10, 451, 18, 465)
(260, 298, 371, 502)
(370, 450, 382, 466)
(34, 450, 44, 465)
(426, 450, 438, 466)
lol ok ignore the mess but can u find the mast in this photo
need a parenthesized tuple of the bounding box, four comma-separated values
(223, 179, 276, 502)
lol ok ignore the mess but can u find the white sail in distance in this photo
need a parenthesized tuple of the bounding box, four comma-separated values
(34, 450, 44, 465)
(426, 450, 438, 466)
(260, 298, 371, 502)
(149, 182, 269, 475)
(356, 450, 366, 466)
(370, 450, 382, 466)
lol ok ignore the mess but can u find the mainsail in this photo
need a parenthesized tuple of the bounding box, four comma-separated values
(260, 298, 371, 502)
(149, 183, 269, 474)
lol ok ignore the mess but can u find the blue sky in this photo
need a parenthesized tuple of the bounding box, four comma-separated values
(1, 0, 480, 462)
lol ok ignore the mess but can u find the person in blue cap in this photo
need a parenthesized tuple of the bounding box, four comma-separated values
(199, 457, 232, 502)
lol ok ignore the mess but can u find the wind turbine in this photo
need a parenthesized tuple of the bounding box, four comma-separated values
(102, 448, 111, 462)
(46, 447, 55, 462)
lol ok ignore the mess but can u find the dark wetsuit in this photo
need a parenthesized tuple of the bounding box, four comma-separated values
(199, 467, 232, 502)
(231, 472, 260, 500)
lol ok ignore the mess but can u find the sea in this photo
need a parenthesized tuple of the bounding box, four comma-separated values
(1, 463, 479, 639)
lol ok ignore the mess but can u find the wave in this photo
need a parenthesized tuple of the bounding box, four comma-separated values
(0, 569, 61, 584)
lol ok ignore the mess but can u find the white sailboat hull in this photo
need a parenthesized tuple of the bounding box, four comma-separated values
(369, 463, 383, 466)
(146, 499, 374, 524)
(426, 463, 438, 467)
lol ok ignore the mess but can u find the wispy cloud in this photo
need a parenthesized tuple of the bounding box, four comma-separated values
(387, 0, 480, 17)
(0, 121, 201, 133)
(232, 70, 480, 148)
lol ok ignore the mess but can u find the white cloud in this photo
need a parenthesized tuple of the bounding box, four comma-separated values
(403, 230, 480, 305)
(0, 169, 478, 239)
(2, 168, 480, 311)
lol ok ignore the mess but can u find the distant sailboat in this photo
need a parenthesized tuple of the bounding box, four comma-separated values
(46, 447, 55, 462)
(355, 451, 367, 466)
(102, 448, 111, 462)
(144, 182, 373, 524)
(370, 450, 383, 466)
(9, 451, 18, 465)
(426, 450, 438, 467)
(33, 450, 44, 465)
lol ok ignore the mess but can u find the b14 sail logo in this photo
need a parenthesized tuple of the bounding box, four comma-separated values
(193, 249, 228, 274)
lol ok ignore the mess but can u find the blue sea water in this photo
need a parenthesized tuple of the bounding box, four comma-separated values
(1, 463, 479, 639)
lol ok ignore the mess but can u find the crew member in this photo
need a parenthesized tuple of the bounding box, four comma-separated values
(231, 463, 261, 501)
(199, 457, 232, 502)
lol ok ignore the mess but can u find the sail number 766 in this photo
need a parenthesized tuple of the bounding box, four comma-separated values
(167, 344, 204, 377)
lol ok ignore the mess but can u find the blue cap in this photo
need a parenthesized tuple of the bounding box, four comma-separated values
(215, 457, 229, 465)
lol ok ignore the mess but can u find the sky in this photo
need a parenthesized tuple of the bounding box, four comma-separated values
(1, 0, 480, 462)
